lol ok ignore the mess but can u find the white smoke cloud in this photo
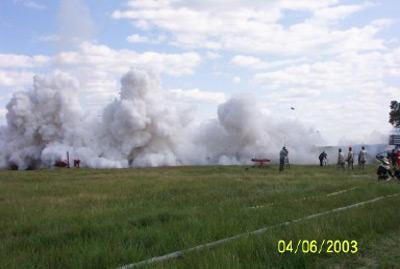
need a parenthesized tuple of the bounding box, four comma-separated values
(338, 130, 388, 146)
(0, 69, 324, 169)
(96, 69, 190, 167)
(2, 71, 83, 169)
(195, 94, 323, 164)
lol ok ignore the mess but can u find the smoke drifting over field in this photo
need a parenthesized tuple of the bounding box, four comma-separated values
(0, 69, 323, 169)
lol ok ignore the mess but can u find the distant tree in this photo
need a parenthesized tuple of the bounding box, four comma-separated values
(389, 100, 400, 127)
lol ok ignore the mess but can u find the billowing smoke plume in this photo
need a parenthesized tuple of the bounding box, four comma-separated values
(96, 70, 189, 167)
(0, 69, 323, 169)
(195, 95, 323, 164)
(1, 72, 83, 169)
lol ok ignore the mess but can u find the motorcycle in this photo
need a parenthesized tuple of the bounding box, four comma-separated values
(376, 153, 400, 181)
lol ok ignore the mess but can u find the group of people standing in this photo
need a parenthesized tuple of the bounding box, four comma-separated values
(279, 145, 400, 181)
(318, 146, 367, 170)
(337, 146, 367, 170)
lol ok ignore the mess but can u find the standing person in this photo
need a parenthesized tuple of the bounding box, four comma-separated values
(358, 146, 367, 170)
(390, 147, 400, 168)
(279, 146, 288, 172)
(390, 149, 397, 168)
(396, 146, 400, 168)
(346, 147, 354, 170)
(319, 151, 327, 166)
(284, 147, 290, 168)
(337, 148, 345, 170)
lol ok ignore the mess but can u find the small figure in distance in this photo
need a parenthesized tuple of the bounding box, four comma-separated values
(279, 146, 288, 172)
(358, 146, 367, 170)
(392, 146, 400, 180)
(391, 147, 400, 169)
(346, 147, 354, 170)
(319, 151, 328, 166)
(337, 148, 345, 170)
(397, 146, 400, 168)
(74, 159, 81, 168)
(284, 147, 290, 168)
(388, 149, 397, 167)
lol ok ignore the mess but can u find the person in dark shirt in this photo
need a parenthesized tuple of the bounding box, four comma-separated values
(279, 146, 288, 172)
(319, 151, 327, 166)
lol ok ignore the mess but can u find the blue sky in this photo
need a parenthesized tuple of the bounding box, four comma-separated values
(0, 0, 399, 145)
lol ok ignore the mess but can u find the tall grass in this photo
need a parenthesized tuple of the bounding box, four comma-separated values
(0, 165, 399, 268)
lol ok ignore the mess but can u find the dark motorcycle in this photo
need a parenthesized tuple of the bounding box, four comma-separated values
(376, 153, 400, 181)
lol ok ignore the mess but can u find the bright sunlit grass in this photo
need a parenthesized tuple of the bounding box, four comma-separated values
(1, 165, 399, 268)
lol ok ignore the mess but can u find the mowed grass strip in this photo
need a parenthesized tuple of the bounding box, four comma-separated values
(0, 165, 399, 269)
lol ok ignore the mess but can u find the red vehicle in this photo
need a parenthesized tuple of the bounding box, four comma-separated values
(251, 158, 271, 167)
(54, 151, 70, 168)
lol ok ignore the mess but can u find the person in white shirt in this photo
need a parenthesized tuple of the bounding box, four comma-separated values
(337, 148, 345, 170)
(358, 146, 367, 169)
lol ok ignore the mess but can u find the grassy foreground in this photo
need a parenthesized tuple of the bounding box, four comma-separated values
(1, 165, 400, 269)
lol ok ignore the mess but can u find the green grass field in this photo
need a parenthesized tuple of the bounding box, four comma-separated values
(1, 165, 400, 269)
